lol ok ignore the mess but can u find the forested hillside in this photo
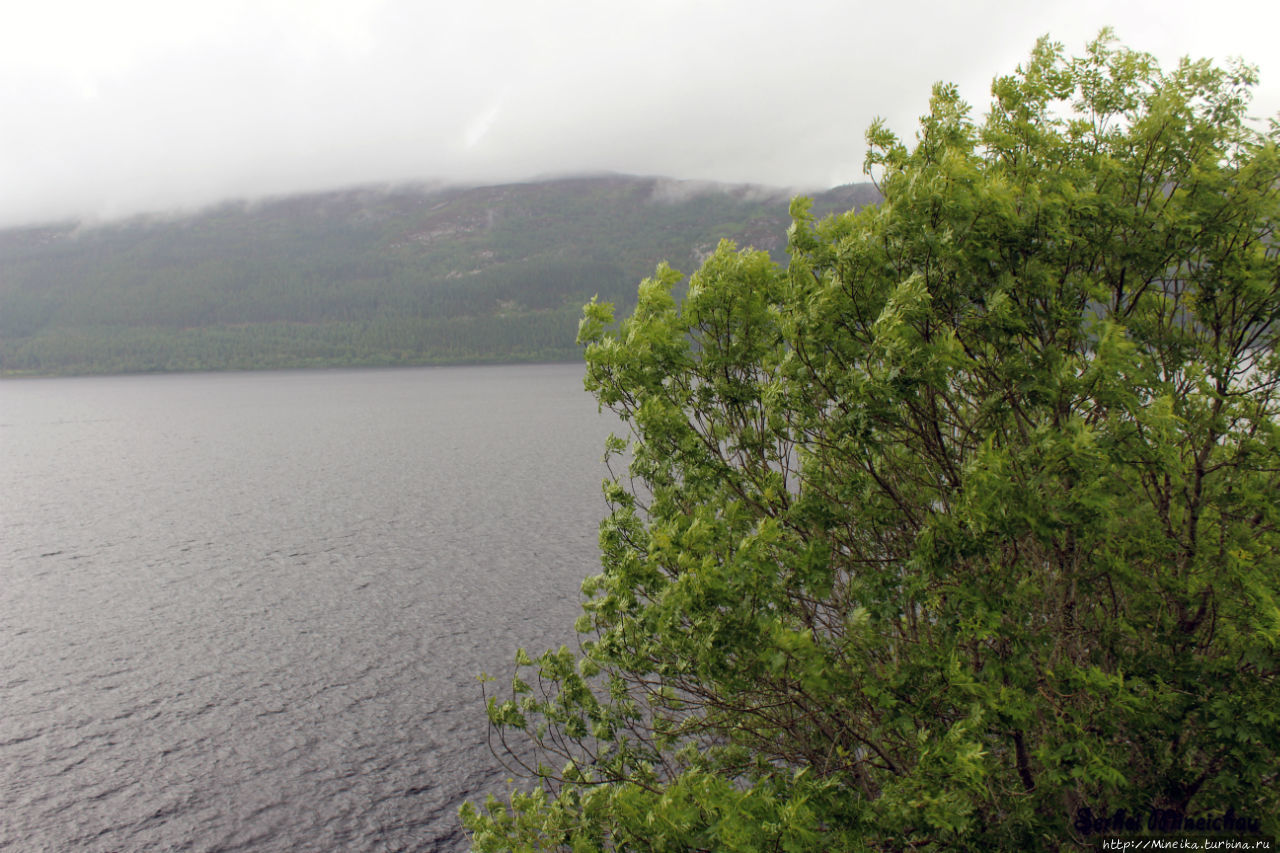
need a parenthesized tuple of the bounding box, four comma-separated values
(0, 175, 877, 375)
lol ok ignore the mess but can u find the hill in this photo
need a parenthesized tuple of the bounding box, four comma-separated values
(0, 175, 878, 375)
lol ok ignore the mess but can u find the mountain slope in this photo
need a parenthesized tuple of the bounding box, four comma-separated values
(0, 175, 878, 375)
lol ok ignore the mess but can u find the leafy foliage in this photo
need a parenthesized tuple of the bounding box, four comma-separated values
(463, 33, 1280, 850)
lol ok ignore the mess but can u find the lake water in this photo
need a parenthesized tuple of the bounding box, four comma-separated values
(0, 363, 618, 852)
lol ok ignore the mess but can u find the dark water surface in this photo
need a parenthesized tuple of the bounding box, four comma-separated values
(0, 364, 616, 852)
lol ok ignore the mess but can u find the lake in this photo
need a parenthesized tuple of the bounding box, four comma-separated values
(0, 363, 617, 852)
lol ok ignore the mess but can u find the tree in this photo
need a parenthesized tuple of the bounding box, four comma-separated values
(461, 32, 1280, 851)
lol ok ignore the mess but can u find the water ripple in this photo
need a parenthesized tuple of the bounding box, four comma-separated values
(0, 365, 614, 851)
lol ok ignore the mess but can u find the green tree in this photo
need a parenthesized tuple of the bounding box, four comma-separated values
(462, 32, 1280, 850)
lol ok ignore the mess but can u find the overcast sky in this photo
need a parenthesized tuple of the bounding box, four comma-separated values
(3, 0, 1278, 227)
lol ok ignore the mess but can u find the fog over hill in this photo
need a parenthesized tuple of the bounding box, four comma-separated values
(0, 174, 879, 376)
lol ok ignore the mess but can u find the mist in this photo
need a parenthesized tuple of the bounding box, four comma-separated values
(3, 0, 1278, 227)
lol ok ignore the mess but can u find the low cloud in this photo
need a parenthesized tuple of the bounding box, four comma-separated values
(2, 0, 1277, 227)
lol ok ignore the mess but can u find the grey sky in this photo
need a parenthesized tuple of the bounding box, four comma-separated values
(3, 0, 1278, 227)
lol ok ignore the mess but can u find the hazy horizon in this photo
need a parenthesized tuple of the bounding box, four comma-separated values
(0, 170, 833, 231)
(5, 0, 1279, 228)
